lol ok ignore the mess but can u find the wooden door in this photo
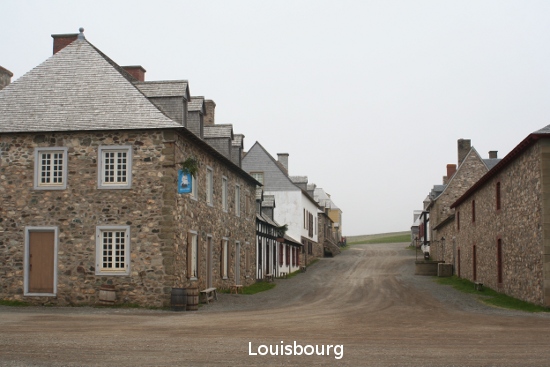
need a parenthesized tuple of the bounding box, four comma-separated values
(28, 232, 55, 293)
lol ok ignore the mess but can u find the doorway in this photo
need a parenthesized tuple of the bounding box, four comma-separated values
(25, 227, 58, 296)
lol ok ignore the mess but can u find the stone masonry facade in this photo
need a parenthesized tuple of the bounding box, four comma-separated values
(0, 128, 256, 307)
(453, 140, 548, 306)
(430, 150, 489, 261)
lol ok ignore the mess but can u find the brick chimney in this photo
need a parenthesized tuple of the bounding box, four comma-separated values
(204, 100, 216, 125)
(52, 28, 85, 54)
(277, 153, 289, 173)
(489, 151, 498, 159)
(457, 139, 471, 166)
(122, 66, 146, 81)
(0, 66, 13, 90)
(447, 164, 457, 179)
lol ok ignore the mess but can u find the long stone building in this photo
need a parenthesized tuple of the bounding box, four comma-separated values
(450, 125, 550, 306)
(0, 30, 258, 307)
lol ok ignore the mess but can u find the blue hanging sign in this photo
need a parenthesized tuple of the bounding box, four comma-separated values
(178, 170, 192, 194)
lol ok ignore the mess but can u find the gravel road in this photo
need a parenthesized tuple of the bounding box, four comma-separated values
(1, 243, 550, 366)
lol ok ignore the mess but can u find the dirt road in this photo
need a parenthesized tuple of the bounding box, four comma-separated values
(2, 243, 550, 366)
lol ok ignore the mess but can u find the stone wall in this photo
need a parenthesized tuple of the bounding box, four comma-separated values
(0, 128, 257, 307)
(430, 150, 488, 261)
(0, 130, 172, 307)
(172, 131, 256, 292)
(454, 141, 546, 305)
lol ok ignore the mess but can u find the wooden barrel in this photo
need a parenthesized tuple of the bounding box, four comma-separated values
(171, 288, 186, 311)
(98, 284, 116, 305)
(186, 287, 199, 311)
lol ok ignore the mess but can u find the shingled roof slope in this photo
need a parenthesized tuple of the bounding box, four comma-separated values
(0, 39, 181, 133)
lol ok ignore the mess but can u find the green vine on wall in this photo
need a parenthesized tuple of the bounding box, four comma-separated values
(178, 157, 199, 178)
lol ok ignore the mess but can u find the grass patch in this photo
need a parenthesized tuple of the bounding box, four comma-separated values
(347, 231, 410, 245)
(0, 299, 31, 307)
(435, 276, 550, 313)
(242, 282, 276, 295)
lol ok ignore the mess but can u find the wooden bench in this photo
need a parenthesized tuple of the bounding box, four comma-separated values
(229, 285, 243, 294)
(265, 274, 273, 283)
(200, 287, 218, 304)
(474, 282, 483, 291)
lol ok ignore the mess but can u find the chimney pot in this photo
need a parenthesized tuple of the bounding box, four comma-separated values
(489, 151, 498, 159)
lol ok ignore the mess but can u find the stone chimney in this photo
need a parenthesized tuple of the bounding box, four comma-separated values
(122, 66, 146, 81)
(277, 153, 289, 173)
(204, 100, 216, 125)
(52, 28, 85, 54)
(457, 139, 471, 166)
(489, 151, 498, 159)
(0, 66, 13, 90)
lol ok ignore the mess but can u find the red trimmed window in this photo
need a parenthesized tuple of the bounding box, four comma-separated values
(496, 182, 501, 210)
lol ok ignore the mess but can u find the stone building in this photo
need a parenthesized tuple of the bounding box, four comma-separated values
(450, 125, 550, 306)
(428, 139, 500, 263)
(0, 30, 257, 307)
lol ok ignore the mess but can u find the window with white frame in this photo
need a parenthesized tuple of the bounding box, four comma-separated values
(34, 147, 68, 190)
(235, 184, 241, 217)
(95, 226, 130, 275)
(222, 176, 228, 212)
(187, 231, 199, 279)
(206, 167, 213, 205)
(98, 146, 132, 189)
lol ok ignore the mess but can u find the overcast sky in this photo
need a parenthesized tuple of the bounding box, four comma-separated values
(3, 1, 550, 236)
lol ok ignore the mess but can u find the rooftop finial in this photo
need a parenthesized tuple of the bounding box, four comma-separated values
(78, 27, 85, 40)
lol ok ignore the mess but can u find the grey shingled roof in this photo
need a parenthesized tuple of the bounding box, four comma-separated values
(134, 80, 189, 98)
(483, 158, 501, 170)
(533, 124, 550, 134)
(188, 96, 205, 112)
(204, 124, 234, 139)
(0, 39, 181, 133)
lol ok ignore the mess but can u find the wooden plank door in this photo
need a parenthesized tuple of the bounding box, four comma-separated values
(28, 231, 55, 293)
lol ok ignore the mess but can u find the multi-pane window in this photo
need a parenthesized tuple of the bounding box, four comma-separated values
(95, 226, 130, 275)
(206, 167, 213, 205)
(235, 184, 241, 217)
(250, 172, 264, 185)
(222, 177, 228, 212)
(34, 147, 68, 190)
(98, 146, 132, 189)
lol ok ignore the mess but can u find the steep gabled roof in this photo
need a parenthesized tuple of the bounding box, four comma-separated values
(452, 125, 550, 209)
(0, 39, 180, 133)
